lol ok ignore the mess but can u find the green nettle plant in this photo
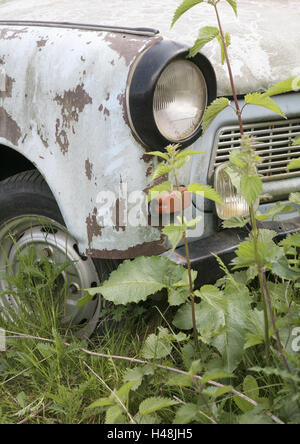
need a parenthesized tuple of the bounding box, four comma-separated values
(85, 0, 300, 424)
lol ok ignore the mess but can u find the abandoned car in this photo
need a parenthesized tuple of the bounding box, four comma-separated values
(0, 0, 299, 336)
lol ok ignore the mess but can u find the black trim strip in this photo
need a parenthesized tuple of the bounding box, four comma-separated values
(0, 20, 159, 36)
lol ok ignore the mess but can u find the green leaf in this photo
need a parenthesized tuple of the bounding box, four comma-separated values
(176, 149, 204, 160)
(289, 192, 300, 205)
(203, 385, 232, 398)
(139, 397, 178, 415)
(168, 287, 189, 306)
(201, 97, 230, 133)
(189, 26, 220, 57)
(151, 163, 173, 181)
(256, 202, 294, 221)
(87, 256, 185, 305)
(222, 216, 249, 229)
(105, 405, 125, 424)
(147, 151, 170, 161)
(173, 302, 201, 330)
(243, 375, 260, 403)
(287, 158, 300, 170)
(244, 92, 286, 119)
(201, 369, 234, 384)
(263, 77, 299, 97)
(167, 373, 192, 387)
(171, 0, 204, 28)
(116, 381, 137, 401)
(147, 181, 173, 203)
(293, 136, 300, 146)
(234, 395, 254, 414)
(141, 328, 172, 360)
(241, 175, 262, 205)
(173, 403, 199, 424)
(87, 397, 115, 409)
(187, 183, 223, 203)
(226, 0, 238, 16)
(162, 224, 185, 252)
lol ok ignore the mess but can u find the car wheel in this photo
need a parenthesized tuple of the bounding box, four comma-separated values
(0, 170, 102, 339)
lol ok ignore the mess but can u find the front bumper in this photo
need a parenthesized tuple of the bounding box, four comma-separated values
(165, 215, 300, 286)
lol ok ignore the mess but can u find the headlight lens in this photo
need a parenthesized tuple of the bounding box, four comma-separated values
(214, 164, 259, 220)
(153, 60, 207, 142)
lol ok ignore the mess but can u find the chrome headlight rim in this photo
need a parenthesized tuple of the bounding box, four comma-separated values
(127, 40, 217, 151)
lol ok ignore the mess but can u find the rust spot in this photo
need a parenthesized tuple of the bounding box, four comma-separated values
(0, 107, 21, 145)
(0, 74, 15, 99)
(117, 92, 130, 127)
(104, 33, 148, 67)
(146, 166, 152, 177)
(86, 207, 103, 248)
(80, 56, 86, 62)
(0, 56, 5, 65)
(54, 84, 92, 128)
(86, 236, 167, 259)
(55, 118, 69, 155)
(37, 38, 47, 48)
(110, 59, 115, 65)
(54, 84, 92, 154)
(99, 104, 110, 117)
(141, 153, 152, 163)
(22, 134, 27, 144)
(105, 93, 110, 101)
(37, 127, 49, 148)
(85, 159, 93, 181)
(0, 27, 28, 40)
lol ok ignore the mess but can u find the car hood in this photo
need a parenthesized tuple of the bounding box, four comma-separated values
(0, 0, 299, 96)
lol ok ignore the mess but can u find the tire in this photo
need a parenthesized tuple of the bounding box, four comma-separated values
(0, 170, 101, 338)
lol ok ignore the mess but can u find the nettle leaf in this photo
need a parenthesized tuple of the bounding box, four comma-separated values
(168, 287, 189, 306)
(147, 151, 170, 161)
(293, 136, 300, 146)
(187, 183, 223, 203)
(244, 92, 286, 119)
(105, 405, 125, 424)
(162, 224, 185, 252)
(173, 403, 199, 424)
(287, 158, 300, 170)
(289, 192, 300, 205)
(185, 284, 251, 372)
(256, 202, 294, 221)
(226, 0, 238, 16)
(151, 163, 173, 181)
(264, 77, 299, 97)
(147, 181, 173, 203)
(87, 256, 185, 305)
(222, 216, 249, 229)
(176, 149, 204, 160)
(243, 375, 260, 403)
(139, 397, 178, 415)
(201, 97, 231, 133)
(241, 175, 262, 205)
(141, 328, 172, 360)
(189, 26, 220, 57)
(171, 0, 204, 28)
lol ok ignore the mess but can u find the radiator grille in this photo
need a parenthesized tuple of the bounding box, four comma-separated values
(213, 118, 300, 182)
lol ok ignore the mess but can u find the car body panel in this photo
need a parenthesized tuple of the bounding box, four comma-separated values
(0, 23, 169, 258)
(0, 0, 299, 96)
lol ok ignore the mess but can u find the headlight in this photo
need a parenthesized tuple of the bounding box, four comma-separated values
(153, 60, 207, 142)
(127, 40, 216, 151)
(214, 163, 259, 220)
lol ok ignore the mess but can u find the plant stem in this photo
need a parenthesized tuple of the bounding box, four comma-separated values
(214, 3, 244, 136)
(249, 205, 271, 364)
(174, 169, 200, 355)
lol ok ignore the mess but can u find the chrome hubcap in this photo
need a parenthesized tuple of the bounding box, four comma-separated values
(0, 216, 101, 338)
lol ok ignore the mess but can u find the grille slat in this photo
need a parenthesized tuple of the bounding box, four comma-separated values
(213, 118, 300, 182)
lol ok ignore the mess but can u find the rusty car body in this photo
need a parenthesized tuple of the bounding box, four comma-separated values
(0, 0, 299, 335)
